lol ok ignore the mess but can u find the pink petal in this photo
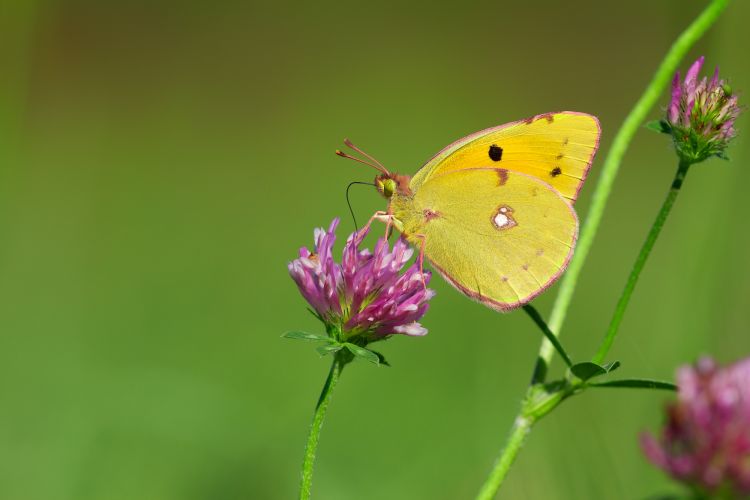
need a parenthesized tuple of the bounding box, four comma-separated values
(669, 71, 682, 123)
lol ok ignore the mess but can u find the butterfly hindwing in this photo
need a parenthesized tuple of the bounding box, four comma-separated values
(409, 112, 600, 204)
(391, 168, 578, 310)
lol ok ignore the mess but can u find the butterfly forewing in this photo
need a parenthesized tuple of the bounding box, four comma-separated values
(410, 112, 600, 204)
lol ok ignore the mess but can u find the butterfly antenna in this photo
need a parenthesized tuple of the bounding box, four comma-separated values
(335, 149, 387, 174)
(343, 139, 389, 173)
(335, 139, 390, 176)
(345, 181, 375, 232)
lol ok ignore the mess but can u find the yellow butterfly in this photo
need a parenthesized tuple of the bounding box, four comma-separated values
(337, 111, 601, 311)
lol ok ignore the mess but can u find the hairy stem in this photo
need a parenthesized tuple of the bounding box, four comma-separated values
(593, 160, 690, 364)
(475, 416, 535, 500)
(536, 0, 730, 379)
(299, 357, 345, 500)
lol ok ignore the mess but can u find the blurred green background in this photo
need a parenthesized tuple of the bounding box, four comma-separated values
(2, 1, 748, 499)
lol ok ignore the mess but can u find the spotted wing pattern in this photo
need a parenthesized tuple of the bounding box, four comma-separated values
(409, 112, 600, 204)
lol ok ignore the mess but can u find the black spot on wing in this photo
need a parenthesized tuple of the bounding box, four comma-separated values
(489, 144, 503, 161)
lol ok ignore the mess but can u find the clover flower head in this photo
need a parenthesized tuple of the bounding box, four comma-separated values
(641, 357, 750, 497)
(666, 56, 741, 163)
(288, 218, 434, 343)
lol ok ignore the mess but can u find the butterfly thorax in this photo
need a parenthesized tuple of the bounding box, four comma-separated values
(376, 173, 415, 235)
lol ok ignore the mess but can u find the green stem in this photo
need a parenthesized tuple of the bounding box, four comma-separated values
(299, 356, 345, 500)
(536, 0, 730, 380)
(593, 160, 690, 364)
(522, 305, 572, 371)
(475, 416, 535, 500)
(474, 1, 729, 498)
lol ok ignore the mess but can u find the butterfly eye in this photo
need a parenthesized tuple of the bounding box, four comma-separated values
(383, 179, 396, 198)
(376, 177, 397, 199)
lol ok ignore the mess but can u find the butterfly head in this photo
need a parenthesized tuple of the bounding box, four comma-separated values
(375, 173, 411, 199)
(336, 139, 410, 198)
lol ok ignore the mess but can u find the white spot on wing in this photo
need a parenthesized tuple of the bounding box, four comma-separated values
(491, 205, 517, 230)
(494, 213, 509, 227)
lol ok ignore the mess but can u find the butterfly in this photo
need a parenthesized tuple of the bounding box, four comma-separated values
(336, 111, 601, 312)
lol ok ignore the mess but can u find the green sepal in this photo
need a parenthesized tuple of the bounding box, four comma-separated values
(282, 330, 331, 342)
(369, 350, 391, 367)
(343, 343, 381, 365)
(570, 360, 620, 381)
(715, 150, 731, 161)
(306, 307, 324, 323)
(316, 343, 343, 356)
(645, 119, 672, 134)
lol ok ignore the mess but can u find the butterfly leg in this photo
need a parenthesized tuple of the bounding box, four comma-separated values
(384, 206, 394, 240)
(411, 233, 428, 290)
(358, 211, 392, 240)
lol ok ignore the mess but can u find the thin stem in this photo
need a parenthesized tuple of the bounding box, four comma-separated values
(593, 160, 691, 364)
(474, 1, 729, 497)
(536, 0, 730, 381)
(299, 356, 345, 500)
(475, 416, 535, 500)
(522, 305, 572, 371)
